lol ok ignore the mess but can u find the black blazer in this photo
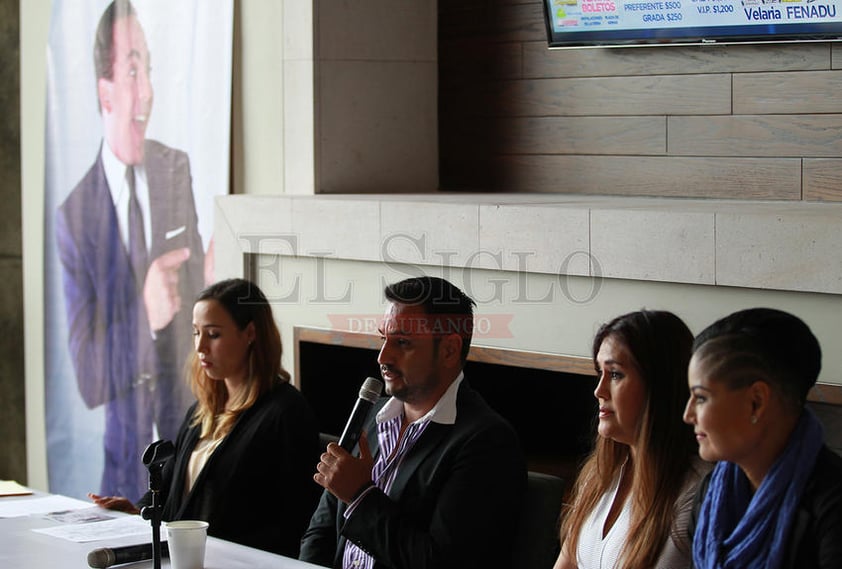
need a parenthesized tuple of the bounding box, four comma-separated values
(299, 379, 527, 569)
(690, 446, 842, 569)
(138, 381, 321, 557)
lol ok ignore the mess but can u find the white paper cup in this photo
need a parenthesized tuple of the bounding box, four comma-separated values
(165, 520, 209, 569)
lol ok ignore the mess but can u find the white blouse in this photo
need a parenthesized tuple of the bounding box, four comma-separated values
(576, 471, 631, 569)
(573, 458, 708, 569)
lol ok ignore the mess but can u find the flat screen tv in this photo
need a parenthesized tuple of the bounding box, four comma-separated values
(543, 0, 842, 47)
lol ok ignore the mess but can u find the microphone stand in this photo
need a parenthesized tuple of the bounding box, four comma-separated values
(140, 440, 174, 569)
(140, 473, 163, 569)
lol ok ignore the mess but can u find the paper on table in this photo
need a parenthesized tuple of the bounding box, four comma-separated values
(33, 515, 153, 543)
(0, 480, 33, 496)
(0, 494, 92, 518)
(43, 507, 115, 524)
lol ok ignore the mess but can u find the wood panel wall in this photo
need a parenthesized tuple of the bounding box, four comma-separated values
(439, 0, 842, 200)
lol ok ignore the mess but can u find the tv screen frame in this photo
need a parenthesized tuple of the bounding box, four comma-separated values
(542, 0, 842, 48)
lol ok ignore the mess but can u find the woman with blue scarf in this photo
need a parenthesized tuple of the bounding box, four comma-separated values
(684, 308, 842, 569)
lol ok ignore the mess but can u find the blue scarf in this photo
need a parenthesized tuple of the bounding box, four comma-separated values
(693, 409, 824, 569)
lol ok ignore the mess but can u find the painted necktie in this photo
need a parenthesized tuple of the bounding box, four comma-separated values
(126, 165, 148, 289)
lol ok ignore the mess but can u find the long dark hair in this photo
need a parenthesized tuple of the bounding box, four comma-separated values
(560, 310, 696, 568)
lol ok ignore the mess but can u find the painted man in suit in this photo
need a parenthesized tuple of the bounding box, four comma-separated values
(300, 276, 527, 569)
(55, 0, 205, 501)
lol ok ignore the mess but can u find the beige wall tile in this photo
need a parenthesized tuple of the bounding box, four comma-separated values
(238, 0, 285, 195)
(317, 0, 436, 61)
(291, 198, 381, 261)
(591, 209, 715, 284)
(284, 60, 315, 195)
(478, 204, 590, 276)
(284, 0, 313, 61)
(380, 201, 479, 268)
(716, 210, 842, 293)
(317, 60, 437, 193)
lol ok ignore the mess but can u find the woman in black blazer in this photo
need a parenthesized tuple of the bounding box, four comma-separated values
(90, 278, 320, 557)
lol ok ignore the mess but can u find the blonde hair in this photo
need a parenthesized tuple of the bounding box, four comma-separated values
(560, 310, 696, 568)
(187, 279, 289, 439)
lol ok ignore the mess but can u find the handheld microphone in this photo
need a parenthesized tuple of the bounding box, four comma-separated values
(338, 377, 383, 452)
(87, 541, 169, 568)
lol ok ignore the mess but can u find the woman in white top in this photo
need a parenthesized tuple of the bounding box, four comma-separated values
(554, 310, 709, 569)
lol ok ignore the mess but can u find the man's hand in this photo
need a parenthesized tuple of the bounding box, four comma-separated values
(144, 247, 190, 332)
(314, 432, 375, 504)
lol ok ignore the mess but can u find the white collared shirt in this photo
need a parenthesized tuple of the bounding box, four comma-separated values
(101, 142, 151, 252)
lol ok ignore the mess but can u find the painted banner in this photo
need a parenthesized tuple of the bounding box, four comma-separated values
(44, 0, 232, 501)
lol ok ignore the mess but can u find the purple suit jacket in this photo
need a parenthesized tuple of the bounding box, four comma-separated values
(56, 140, 205, 501)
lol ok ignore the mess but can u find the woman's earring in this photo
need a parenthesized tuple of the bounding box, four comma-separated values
(750, 415, 758, 425)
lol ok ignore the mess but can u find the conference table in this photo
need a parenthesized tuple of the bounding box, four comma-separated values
(0, 491, 323, 569)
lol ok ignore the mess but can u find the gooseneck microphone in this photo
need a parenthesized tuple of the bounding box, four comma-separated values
(338, 377, 384, 452)
(87, 542, 169, 568)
